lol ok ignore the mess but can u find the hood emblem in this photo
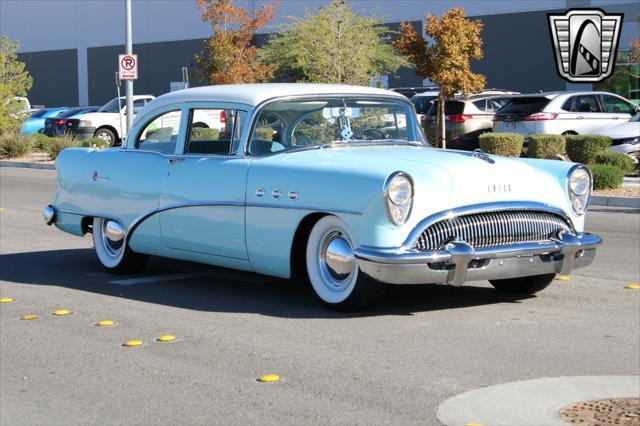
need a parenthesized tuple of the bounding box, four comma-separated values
(488, 183, 512, 193)
(472, 149, 495, 164)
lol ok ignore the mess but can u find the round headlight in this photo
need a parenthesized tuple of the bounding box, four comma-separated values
(569, 167, 590, 196)
(388, 174, 413, 205)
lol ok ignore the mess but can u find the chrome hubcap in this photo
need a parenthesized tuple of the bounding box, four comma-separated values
(101, 220, 124, 257)
(97, 132, 111, 142)
(319, 231, 355, 290)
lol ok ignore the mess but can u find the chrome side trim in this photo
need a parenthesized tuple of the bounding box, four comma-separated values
(402, 201, 575, 251)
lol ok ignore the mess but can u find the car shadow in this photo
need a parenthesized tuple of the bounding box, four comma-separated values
(0, 248, 533, 319)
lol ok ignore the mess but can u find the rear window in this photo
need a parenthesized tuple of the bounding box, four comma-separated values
(29, 109, 48, 118)
(412, 96, 437, 115)
(426, 101, 465, 116)
(495, 97, 550, 115)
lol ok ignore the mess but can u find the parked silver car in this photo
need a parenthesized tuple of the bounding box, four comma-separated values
(425, 91, 518, 150)
(597, 113, 640, 164)
(493, 91, 639, 139)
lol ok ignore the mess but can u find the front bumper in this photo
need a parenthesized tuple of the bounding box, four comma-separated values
(355, 231, 602, 285)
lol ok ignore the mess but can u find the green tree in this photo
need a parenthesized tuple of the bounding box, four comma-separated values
(0, 36, 32, 134)
(395, 8, 485, 148)
(260, 0, 408, 85)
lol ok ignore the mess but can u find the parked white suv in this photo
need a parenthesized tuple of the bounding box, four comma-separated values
(493, 91, 639, 139)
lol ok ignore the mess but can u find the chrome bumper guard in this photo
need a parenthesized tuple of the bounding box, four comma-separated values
(354, 231, 602, 286)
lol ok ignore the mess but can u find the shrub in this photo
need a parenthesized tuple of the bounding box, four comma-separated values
(45, 137, 80, 160)
(527, 134, 565, 159)
(27, 132, 51, 152)
(565, 134, 611, 164)
(0, 134, 32, 158)
(590, 164, 624, 190)
(478, 132, 524, 157)
(80, 137, 110, 150)
(190, 127, 220, 140)
(594, 151, 635, 174)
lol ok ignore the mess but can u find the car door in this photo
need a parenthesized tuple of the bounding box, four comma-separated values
(599, 94, 636, 123)
(159, 103, 250, 259)
(564, 94, 609, 133)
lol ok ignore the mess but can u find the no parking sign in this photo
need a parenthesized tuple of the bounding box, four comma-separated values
(119, 54, 138, 80)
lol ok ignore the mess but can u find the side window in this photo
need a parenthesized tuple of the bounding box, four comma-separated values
(249, 112, 286, 155)
(135, 110, 182, 154)
(600, 95, 634, 114)
(572, 95, 601, 113)
(489, 97, 510, 111)
(185, 109, 237, 155)
(132, 99, 146, 114)
(561, 97, 574, 111)
(472, 99, 487, 111)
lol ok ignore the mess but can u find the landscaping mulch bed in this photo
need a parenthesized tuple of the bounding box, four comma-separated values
(0, 152, 53, 163)
(594, 186, 640, 198)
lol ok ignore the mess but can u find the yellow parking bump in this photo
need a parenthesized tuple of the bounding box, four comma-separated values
(555, 275, 571, 281)
(257, 374, 280, 383)
(625, 284, 640, 289)
(95, 320, 115, 326)
(0, 207, 5, 211)
(21, 314, 38, 320)
(465, 423, 483, 426)
(0, 297, 14, 303)
(52, 309, 71, 316)
(122, 340, 143, 347)
(156, 335, 176, 342)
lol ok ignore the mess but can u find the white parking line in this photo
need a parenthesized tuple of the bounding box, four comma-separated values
(109, 273, 205, 286)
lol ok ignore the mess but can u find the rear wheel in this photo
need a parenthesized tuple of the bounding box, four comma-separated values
(489, 274, 555, 294)
(92, 217, 148, 274)
(305, 216, 386, 311)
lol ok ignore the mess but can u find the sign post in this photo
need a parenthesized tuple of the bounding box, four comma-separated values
(114, 71, 125, 139)
(124, 0, 134, 133)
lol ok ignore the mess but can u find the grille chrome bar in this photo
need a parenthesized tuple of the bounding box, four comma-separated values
(414, 210, 571, 251)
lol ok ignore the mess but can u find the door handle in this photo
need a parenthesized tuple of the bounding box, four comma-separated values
(611, 116, 620, 120)
(168, 158, 186, 165)
(576, 116, 584, 120)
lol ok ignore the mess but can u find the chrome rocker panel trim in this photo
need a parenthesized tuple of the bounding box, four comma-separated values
(354, 231, 602, 286)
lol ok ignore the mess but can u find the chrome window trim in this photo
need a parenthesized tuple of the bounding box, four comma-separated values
(401, 201, 575, 251)
(242, 94, 425, 157)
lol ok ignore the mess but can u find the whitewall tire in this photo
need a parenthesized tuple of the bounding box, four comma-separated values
(305, 216, 385, 311)
(92, 217, 148, 274)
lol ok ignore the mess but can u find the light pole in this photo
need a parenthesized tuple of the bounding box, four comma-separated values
(125, 0, 134, 133)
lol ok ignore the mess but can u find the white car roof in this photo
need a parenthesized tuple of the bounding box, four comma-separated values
(145, 83, 406, 111)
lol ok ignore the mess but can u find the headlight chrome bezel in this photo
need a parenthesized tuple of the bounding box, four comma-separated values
(384, 172, 414, 226)
(567, 165, 592, 216)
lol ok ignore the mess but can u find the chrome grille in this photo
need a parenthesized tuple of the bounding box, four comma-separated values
(414, 210, 572, 251)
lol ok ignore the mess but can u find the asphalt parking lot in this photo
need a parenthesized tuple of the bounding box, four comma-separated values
(1, 167, 639, 425)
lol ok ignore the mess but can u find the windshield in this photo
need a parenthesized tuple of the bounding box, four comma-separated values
(99, 98, 125, 113)
(248, 97, 424, 155)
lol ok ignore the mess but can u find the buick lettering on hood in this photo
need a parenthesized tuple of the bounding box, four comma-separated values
(43, 84, 602, 311)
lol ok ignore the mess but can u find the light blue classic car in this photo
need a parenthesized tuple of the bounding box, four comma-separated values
(44, 84, 602, 311)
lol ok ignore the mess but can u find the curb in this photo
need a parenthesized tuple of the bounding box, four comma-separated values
(0, 160, 55, 170)
(591, 195, 640, 208)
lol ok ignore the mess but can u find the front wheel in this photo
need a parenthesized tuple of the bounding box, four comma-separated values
(489, 273, 555, 294)
(92, 217, 148, 274)
(305, 216, 386, 311)
(94, 127, 118, 146)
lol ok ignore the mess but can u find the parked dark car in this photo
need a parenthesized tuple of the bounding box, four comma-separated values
(42, 106, 100, 137)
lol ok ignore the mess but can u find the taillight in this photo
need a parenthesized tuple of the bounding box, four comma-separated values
(446, 114, 473, 123)
(220, 111, 226, 124)
(523, 112, 557, 121)
(53, 119, 68, 125)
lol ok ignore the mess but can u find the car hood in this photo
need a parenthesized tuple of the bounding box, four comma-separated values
(256, 145, 575, 218)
